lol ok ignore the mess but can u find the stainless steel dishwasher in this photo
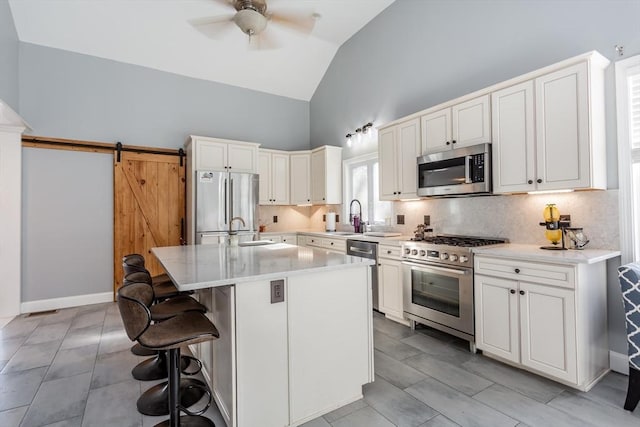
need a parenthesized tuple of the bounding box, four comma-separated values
(346, 239, 379, 310)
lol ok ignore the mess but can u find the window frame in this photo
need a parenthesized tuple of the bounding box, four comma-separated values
(616, 54, 640, 264)
(342, 152, 392, 225)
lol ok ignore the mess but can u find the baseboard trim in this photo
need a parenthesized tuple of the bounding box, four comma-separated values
(610, 350, 630, 375)
(21, 292, 113, 314)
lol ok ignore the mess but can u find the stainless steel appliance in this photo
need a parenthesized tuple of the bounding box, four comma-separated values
(402, 235, 506, 351)
(347, 239, 379, 310)
(417, 143, 492, 197)
(194, 170, 259, 244)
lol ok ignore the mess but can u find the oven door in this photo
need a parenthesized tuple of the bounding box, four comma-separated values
(402, 261, 474, 337)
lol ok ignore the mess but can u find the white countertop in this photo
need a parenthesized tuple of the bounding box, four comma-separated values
(472, 244, 620, 264)
(152, 243, 374, 291)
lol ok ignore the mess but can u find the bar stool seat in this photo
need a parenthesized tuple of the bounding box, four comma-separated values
(119, 283, 219, 427)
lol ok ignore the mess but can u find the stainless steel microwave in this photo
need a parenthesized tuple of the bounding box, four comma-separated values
(417, 143, 492, 197)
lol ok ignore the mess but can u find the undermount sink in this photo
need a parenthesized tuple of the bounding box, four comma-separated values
(238, 240, 276, 247)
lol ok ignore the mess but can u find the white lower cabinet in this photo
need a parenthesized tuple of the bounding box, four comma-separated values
(378, 244, 406, 323)
(474, 255, 607, 390)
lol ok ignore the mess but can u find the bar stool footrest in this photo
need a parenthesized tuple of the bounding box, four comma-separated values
(137, 378, 207, 416)
(153, 415, 214, 427)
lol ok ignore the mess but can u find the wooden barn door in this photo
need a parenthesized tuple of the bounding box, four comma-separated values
(113, 151, 185, 296)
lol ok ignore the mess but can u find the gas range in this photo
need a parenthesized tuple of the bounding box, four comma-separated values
(402, 235, 507, 268)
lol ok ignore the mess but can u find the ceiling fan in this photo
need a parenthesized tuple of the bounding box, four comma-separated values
(190, 0, 317, 49)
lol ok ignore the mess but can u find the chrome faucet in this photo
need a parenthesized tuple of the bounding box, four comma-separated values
(349, 199, 363, 233)
(229, 216, 246, 235)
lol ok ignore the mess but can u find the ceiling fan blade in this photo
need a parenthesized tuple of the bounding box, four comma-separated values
(269, 10, 316, 35)
(249, 28, 281, 51)
(189, 14, 237, 39)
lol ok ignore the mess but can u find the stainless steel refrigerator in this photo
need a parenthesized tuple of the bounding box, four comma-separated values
(194, 170, 259, 244)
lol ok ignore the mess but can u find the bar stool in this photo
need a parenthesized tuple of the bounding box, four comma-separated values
(122, 276, 209, 416)
(618, 262, 640, 412)
(123, 254, 180, 357)
(118, 282, 218, 426)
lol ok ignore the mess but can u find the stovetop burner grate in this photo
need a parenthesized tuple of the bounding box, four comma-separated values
(410, 235, 507, 247)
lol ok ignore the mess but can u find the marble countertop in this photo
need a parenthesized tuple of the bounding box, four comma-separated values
(472, 244, 620, 264)
(152, 243, 374, 291)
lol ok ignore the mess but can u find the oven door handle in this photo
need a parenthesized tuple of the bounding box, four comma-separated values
(465, 155, 473, 184)
(403, 261, 470, 276)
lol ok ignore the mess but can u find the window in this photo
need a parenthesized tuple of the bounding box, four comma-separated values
(343, 153, 393, 225)
(616, 54, 640, 263)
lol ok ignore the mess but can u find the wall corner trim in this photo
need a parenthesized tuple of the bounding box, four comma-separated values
(21, 292, 113, 314)
(609, 350, 629, 375)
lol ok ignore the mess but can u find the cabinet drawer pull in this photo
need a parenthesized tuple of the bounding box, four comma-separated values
(536, 178, 542, 183)
(519, 290, 525, 295)
(528, 180, 533, 184)
(514, 268, 520, 273)
(330, 242, 334, 245)
(510, 289, 516, 294)
(387, 250, 392, 254)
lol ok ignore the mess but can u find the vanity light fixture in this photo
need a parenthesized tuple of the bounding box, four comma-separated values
(345, 122, 374, 145)
(527, 189, 574, 195)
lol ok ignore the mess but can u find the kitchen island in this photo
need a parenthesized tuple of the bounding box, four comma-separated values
(152, 243, 375, 427)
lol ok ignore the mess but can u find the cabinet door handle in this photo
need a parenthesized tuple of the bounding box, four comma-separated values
(330, 242, 334, 245)
(528, 180, 533, 184)
(519, 290, 525, 295)
(446, 141, 451, 145)
(393, 192, 397, 195)
(510, 289, 516, 294)
(514, 268, 520, 273)
(398, 191, 402, 194)
(537, 178, 542, 183)
(452, 140, 456, 144)
(387, 250, 392, 254)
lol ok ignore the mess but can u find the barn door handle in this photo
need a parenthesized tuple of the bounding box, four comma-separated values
(178, 148, 185, 167)
(116, 141, 122, 162)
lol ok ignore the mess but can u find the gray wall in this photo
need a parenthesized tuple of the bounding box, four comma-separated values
(19, 43, 310, 150)
(0, 0, 19, 110)
(22, 148, 113, 301)
(310, 0, 640, 188)
(17, 42, 311, 302)
(310, 0, 639, 357)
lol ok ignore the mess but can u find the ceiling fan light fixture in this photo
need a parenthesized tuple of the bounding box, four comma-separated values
(234, 8, 268, 36)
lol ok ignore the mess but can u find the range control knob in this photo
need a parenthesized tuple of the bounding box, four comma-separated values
(440, 253, 449, 261)
(404, 248, 411, 255)
(449, 254, 458, 262)
(419, 250, 426, 256)
(459, 255, 469, 263)
(411, 249, 418, 255)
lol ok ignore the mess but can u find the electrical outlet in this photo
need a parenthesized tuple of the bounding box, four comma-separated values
(397, 215, 405, 225)
(424, 215, 430, 226)
(271, 279, 285, 303)
(273, 215, 278, 223)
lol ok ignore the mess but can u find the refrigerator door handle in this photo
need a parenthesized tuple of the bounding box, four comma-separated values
(230, 178, 234, 220)
(224, 178, 228, 224)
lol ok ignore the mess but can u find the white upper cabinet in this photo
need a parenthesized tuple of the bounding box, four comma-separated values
(258, 149, 290, 205)
(491, 81, 536, 193)
(493, 55, 608, 193)
(379, 118, 421, 200)
(422, 95, 490, 154)
(290, 151, 312, 205)
(311, 146, 342, 205)
(189, 136, 259, 173)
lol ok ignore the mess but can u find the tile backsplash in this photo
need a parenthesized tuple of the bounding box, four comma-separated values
(260, 190, 620, 250)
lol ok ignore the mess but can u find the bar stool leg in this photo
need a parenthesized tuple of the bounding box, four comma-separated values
(169, 348, 180, 427)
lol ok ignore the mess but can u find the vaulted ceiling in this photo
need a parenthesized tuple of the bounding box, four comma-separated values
(9, 0, 396, 101)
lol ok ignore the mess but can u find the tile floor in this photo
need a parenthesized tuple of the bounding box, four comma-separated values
(0, 303, 638, 427)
